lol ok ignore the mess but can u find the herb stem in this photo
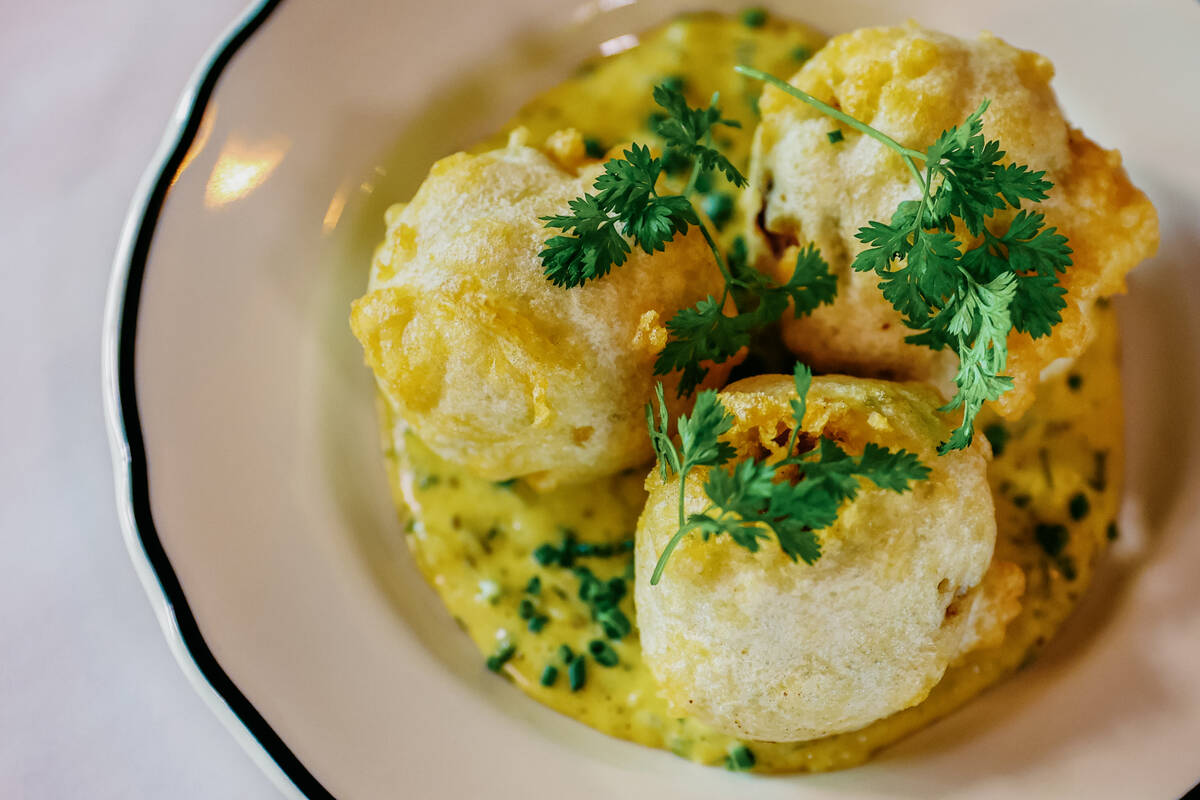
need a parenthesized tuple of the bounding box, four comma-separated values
(651, 516, 703, 586)
(697, 221, 737, 300)
(734, 65, 927, 161)
(683, 153, 704, 199)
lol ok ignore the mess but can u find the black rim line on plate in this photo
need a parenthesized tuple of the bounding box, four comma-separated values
(112, 0, 334, 797)
(108, 2, 1200, 798)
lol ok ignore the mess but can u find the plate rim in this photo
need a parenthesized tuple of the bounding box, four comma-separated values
(99, 0, 330, 797)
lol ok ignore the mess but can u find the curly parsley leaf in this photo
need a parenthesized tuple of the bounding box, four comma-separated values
(678, 388, 738, 472)
(539, 81, 837, 397)
(650, 84, 746, 188)
(647, 367, 929, 583)
(736, 68, 1073, 454)
(655, 297, 752, 397)
(655, 246, 838, 396)
(850, 106, 1070, 452)
(538, 84, 746, 289)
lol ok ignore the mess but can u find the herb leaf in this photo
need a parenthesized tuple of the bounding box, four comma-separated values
(647, 368, 928, 583)
(736, 68, 1073, 453)
(650, 84, 746, 188)
(655, 245, 837, 396)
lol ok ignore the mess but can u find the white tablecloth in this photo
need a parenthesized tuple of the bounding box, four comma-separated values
(1, 2, 282, 797)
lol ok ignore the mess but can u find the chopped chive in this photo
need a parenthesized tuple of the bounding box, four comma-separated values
(1034, 523, 1069, 558)
(659, 75, 686, 94)
(983, 422, 1010, 458)
(740, 7, 767, 27)
(568, 655, 587, 691)
(532, 543, 559, 566)
(791, 45, 811, 61)
(485, 643, 516, 673)
(525, 575, 541, 595)
(1068, 492, 1090, 521)
(725, 744, 756, 771)
(492, 477, 518, 490)
(557, 528, 577, 567)
(518, 598, 536, 620)
(826, 129, 844, 144)
(540, 665, 558, 687)
(583, 137, 605, 159)
(1106, 521, 1119, 540)
(597, 606, 631, 639)
(1057, 555, 1078, 581)
(589, 639, 619, 667)
(527, 614, 549, 633)
(1067, 373, 1083, 391)
(1012, 494, 1031, 509)
(416, 473, 440, 489)
(558, 644, 574, 664)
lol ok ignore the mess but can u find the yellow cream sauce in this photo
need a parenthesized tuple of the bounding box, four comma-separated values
(378, 12, 1124, 772)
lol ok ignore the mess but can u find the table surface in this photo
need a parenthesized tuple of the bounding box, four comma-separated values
(1, 1, 282, 797)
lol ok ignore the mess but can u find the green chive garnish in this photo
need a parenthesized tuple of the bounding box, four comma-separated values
(518, 598, 536, 620)
(1068, 492, 1090, 521)
(588, 639, 619, 667)
(540, 665, 558, 687)
(568, 655, 587, 691)
(485, 643, 516, 673)
(1034, 523, 1069, 557)
(725, 744, 756, 771)
(740, 8, 767, 27)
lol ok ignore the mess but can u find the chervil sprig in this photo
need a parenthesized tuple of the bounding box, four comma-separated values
(647, 364, 929, 584)
(653, 244, 837, 395)
(735, 66, 1073, 453)
(539, 86, 741, 288)
(541, 83, 839, 396)
(540, 144, 698, 287)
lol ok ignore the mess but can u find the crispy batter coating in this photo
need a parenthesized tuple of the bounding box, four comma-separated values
(745, 24, 1158, 416)
(635, 374, 1023, 741)
(350, 130, 728, 489)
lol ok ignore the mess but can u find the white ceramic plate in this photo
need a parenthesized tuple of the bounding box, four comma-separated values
(104, 0, 1200, 797)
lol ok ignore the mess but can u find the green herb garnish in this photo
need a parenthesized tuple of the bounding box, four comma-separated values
(517, 598, 536, 620)
(1034, 522, 1069, 557)
(725, 744, 756, 771)
(646, 364, 929, 583)
(1068, 492, 1090, 521)
(574, 567, 631, 639)
(539, 83, 838, 396)
(567, 654, 587, 691)
(588, 639, 619, 667)
(540, 665, 559, 687)
(485, 642, 516, 673)
(983, 422, 1010, 457)
(736, 65, 1073, 452)
(740, 8, 767, 28)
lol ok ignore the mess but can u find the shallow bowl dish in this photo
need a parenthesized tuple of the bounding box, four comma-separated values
(104, 0, 1200, 797)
